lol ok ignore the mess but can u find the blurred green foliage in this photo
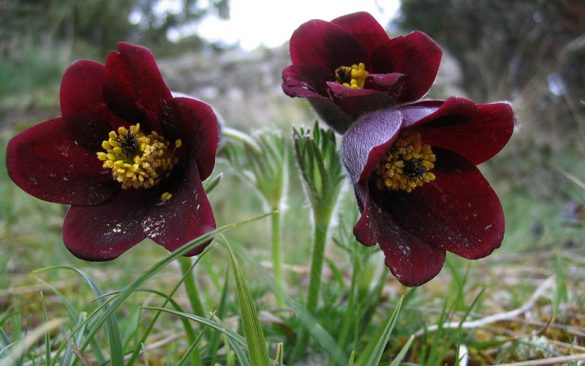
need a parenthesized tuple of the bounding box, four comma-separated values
(397, 0, 584, 101)
(0, 0, 229, 55)
(0, 0, 230, 100)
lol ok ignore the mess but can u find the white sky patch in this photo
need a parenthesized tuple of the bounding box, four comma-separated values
(168, 0, 400, 50)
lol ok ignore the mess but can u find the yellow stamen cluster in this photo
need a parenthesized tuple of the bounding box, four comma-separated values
(376, 131, 436, 193)
(97, 124, 182, 190)
(335, 62, 368, 89)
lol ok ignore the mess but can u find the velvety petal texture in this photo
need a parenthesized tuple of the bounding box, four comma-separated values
(370, 31, 442, 102)
(381, 151, 505, 259)
(144, 162, 215, 255)
(282, 12, 442, 133)
(341, 98, 514, 286)
(6, 116, 117, 206)
(60, 60, 106, 117)
(63, 190, 148, 261)
(104, 42, 174, 131)
(6, 42, 219, 261)
(290, 19, 366, 69)
(353, 182, 446, 286)
(174, 97, 220, 180)
(331, 12, 390, 53)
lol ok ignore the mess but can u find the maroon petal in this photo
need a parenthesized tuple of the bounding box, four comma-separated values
(290, 19, 366, 70)
(282, 64, 331, 98)
(6, 116, 118, 205)
(364, 72, 405, 91)
(60, 60, 106, 117)
(326, 81, 381, 98)
(353, 182, 446, 286)
(174, 97, 220, 180)
(143, 161, 216, 256)
(326, 82, 395, 127)
(103, 42, 173, 131)
(418, 102, 515, 164)
(383, 150, 505, 259)
(371, 31, 441, 102)
(63, 190, 148, 261)
(331, 12, 390, 57)
(341, 108, 403, 183)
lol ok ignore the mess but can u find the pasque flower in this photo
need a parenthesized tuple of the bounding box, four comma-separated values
(341, 97, 514, 286)
(6, 42, 219, 261)
(282, 12, 442, 133)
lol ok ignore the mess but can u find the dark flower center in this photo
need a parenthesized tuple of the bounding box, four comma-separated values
(120, 132, 139, 157)
(97, 124, 182, 199)
(375, 131, 436, 193)
(403, 159, 427, 179)
(334, 62, 368, 89)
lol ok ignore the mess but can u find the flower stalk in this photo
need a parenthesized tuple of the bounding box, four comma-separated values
(271, 209, 284, 304)
(178, 256, 206, 317)
(221, 129, 288, 307)
(306, 211, 333, 313)
(291, 123, 345, 360)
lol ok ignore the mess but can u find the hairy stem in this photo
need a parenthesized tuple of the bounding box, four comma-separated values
(272, 209, 285, 307)
(291, 210, 333, 361)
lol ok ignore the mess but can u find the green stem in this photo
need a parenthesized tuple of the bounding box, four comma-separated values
(336, 259, 360, 349)
(178, 257, 206, 317)
(306, 222, 329, 312)
(291, 211, 332, 361)
(177, 258, 206, 365)
(271, 209, 285, 307)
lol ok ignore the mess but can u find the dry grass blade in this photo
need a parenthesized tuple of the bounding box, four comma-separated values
(0, 318, 66, 366)
(414, 276, 555, 337)
(495, 353, 585, 366)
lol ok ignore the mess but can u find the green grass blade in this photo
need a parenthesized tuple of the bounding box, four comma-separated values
(40, 292, 52, 366)
(348, 351, 356, 366)
(229, 243, 347, 365)
(61, 312, 85, 366)
(226, 336, 251, 366)
(208, 268, 230, 365)
(142, 307, 247, 347)
(178, 327, 208, 366)
(0, 318, 66, 366)
(388, 335, 414, 366)
(225, 240, 271, 366)
(356, 296, 404, 366)
(123, 252, 208, 366)
(38, 266, 124, 366)
(287, 296, 347, 366)
(32, 276, 106, 364)
(37, 212, 271, 355)
(118, 288, 198, 366)
(178, 257, 206, 317)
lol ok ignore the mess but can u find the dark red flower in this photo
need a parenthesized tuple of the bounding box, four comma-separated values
(6, 42, 219, 261)
(341, 97, 514, 286)
(282, 12, 442, 133)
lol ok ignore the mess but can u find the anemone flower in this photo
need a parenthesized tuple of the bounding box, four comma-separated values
(282, 11, 442, 133)
(6, 42, 219, 261)
(341, 97, 514, 286)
